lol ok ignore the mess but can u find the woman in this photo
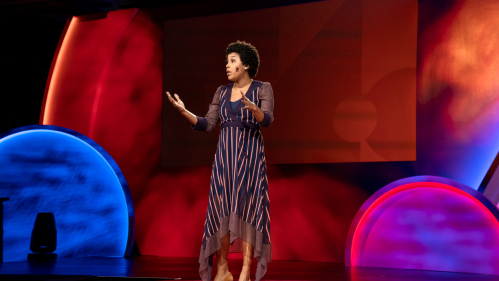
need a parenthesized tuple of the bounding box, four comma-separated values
(166, 41, 274, 281)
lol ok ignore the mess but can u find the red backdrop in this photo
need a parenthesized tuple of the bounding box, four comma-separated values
(41, 0, 418, 262)
(162, 0, 417, 167)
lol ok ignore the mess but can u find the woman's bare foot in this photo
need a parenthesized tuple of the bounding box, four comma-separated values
(215, 271, 233, 281)
(238, 270, 250, 281)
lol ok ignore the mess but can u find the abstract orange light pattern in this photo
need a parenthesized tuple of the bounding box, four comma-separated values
(419, 0, 499, 137)
(43, 16, 77, 125)
(417, 0, 499, 189)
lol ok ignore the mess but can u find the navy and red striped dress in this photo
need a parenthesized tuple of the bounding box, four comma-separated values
(193, 80, 274, 281)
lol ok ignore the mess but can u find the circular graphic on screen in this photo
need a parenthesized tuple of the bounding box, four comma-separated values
(333, 96, 377, 142)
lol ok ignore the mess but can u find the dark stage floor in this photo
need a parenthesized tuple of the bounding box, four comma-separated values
(1, 256, 499, 281)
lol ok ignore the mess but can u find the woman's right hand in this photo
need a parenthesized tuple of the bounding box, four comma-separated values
(166, 92, 186, 113)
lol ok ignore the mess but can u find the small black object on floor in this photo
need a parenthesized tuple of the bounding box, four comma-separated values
(28, 213, 57, 262)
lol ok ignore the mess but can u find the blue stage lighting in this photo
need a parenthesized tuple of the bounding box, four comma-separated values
(0, 125, 134, 262)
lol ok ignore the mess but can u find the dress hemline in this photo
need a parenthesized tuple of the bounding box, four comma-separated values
(199, 212, 272, 281)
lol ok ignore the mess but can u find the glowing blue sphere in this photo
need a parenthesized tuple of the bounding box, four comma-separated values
(0, 125, 134, 262)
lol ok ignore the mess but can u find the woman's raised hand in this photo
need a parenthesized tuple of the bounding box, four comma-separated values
(166, 92, 186, 113)
(241, 90, 257, 111)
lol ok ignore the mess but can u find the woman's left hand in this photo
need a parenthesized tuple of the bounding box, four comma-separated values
(241, 90, 258, 111)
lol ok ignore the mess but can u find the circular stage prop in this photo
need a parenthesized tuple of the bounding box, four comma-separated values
(0, 125, 134, 262)
(346, 176, 499, 275)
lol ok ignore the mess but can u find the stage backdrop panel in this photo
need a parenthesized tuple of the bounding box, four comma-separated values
(162, 0, 417, 167)
(41, 1, 418, 262)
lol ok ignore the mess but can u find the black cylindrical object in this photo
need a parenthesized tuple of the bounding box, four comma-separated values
(30, 212, 57, 253)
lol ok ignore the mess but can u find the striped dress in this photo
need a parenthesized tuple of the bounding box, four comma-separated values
(193, 80, 274, 281)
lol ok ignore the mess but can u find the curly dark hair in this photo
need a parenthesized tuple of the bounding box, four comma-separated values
(226, 40, 260, 78)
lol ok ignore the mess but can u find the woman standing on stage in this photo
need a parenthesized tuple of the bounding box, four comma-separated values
(166, 41, 274, 281)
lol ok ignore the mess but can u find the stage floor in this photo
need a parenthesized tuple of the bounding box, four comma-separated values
(1, 256, 499, 281)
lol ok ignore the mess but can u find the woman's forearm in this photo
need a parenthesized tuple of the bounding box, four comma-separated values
(251, 106, 265, 123)
(182, 109, 198, 126)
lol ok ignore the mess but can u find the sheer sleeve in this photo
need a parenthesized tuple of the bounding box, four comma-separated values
(258, 82, 274, 127)
(192, 86, 222, 133)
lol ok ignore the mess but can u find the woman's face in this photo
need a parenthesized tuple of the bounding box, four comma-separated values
(226, 52, 248, 81)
